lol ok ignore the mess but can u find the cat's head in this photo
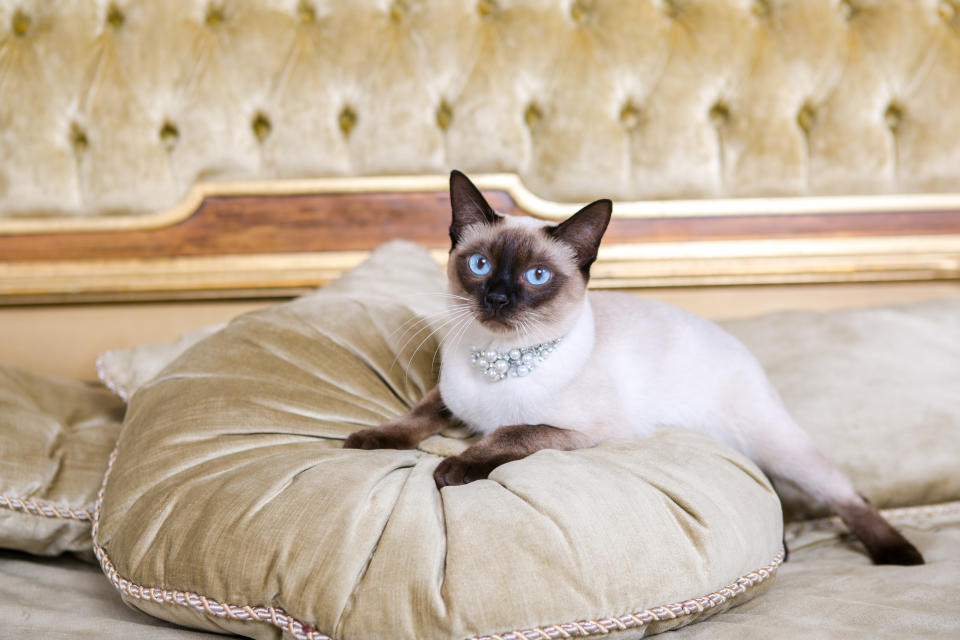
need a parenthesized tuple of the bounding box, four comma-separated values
(446, 170, 612, 337)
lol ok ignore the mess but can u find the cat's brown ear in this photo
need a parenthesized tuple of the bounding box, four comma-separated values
(449, 170, 501, 248)
(547, 199, 612, 276)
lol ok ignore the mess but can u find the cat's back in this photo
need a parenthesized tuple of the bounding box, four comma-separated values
(588, 289, 758, 371)
(588, 291, 731, 348)
(585, 291, 775, 445)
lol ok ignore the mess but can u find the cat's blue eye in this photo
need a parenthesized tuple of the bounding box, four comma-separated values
(468, 253, 491, 276)
(525, 266, 551, 285)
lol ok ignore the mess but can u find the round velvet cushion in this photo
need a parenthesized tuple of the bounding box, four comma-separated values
(94, 243, 783, 640)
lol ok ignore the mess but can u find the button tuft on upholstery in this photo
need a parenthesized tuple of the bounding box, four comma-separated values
(524, 103, 543, 129)
(11, 9, 31, 37)
(839, 0, 858, 20)
(436, 101, 453, 131)
(709, 102, 730, 127)
(796, 103, 816, 134)
(205, 5, 224, 27)
(339, 106, 357, 137)
(106, 4, 125, 29)
(70, 123, 89, 154)
(390, 0, 408, 24)
(619, 102, 643, 131)
(660, 0, 680, 19)
(751, 0, 770, 18)
(477, 0, 498, 18)
(938, 1, 956, 22)
(884, 103, 903, 131)
(159, 121, 179, 151)
(297, 0, 315, 24)
(252, 112, 271, 143)
(570, 0, 593, 25)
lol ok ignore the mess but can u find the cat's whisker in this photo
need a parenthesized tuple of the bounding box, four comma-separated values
(452, 315, 475, 353)
(433, 313, 474, 372)
(387, 305, 473, 348)
(390, 309, 473, 372)
(416, 292, 473, 302)
(403, 310, 473, 381)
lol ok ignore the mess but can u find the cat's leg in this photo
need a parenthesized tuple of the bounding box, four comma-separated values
(750, 420, 924, 566)
(343, 387, 456, 450)
(434, 424, 593, 488)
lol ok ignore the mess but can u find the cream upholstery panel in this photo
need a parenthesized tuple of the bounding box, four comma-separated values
(2, 0, 960, 217)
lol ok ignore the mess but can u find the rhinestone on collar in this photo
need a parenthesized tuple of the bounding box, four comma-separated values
(470, 337, 563, 382)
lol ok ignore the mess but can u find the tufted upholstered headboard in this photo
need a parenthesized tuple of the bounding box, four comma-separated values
(1, 0, 959, 302)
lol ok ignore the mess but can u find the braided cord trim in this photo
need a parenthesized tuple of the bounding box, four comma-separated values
(785, 500, 960, 541)
(91, 445, 332, 640)
(0, 494, 94, 521)
(467, 550, 784, 640)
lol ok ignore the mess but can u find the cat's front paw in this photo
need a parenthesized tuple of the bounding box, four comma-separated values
(433, 454, 499, 488)
(343, 426, 417, 450)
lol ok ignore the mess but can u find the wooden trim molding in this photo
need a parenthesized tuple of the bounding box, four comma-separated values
(2, 174, 960, 303)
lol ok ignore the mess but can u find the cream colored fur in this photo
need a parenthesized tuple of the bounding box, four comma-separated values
(439, 213, 862, 512)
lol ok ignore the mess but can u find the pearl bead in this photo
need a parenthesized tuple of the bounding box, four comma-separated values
(516, 365, 530, 377)
(508, 348, 522, 361)
(494, 359, 509, 372)
(476, 358, 488, 369)
(521, 352, 535, 364)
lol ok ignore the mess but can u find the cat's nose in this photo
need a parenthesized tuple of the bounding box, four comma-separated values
(484, 290, 509, 310)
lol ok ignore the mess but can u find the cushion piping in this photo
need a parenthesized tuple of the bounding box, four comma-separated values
(784, 501, 960, 538)
(91, 443, 784, 640)
(0, 494, 93, 522)
(95, 353, 130, 402)
(466, 549, 783, 640)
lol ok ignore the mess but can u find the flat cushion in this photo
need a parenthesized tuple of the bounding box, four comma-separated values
(724, 300, 960, 520)
(0, 366, 124, 558)
(94, 242, 783, 639)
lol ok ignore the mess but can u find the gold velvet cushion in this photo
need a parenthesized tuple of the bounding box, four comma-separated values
(723, 300, 960, 521)
(0, 366, 124, 558)
(93, 242, 783, 640)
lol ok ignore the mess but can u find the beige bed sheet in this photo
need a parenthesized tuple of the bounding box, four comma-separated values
(3, 517, 957, 639)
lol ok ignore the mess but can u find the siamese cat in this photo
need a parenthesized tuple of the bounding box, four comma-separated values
(345, 170, 924, 566)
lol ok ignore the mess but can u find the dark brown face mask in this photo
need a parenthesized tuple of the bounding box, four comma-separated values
(446, 169, 613, 330)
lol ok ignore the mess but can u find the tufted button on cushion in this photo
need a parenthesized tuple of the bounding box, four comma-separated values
(251, 112, 272, 143)
(158, 121, 179, 151)
(205, 4, 224, 27)
(10, 9, 30, 36)
(338, 106, 357, 137)
(884, 103, 903, 131)
(106, 4, 124, 29)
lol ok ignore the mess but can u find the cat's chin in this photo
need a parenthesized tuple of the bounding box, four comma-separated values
(478, 317, 518, 334)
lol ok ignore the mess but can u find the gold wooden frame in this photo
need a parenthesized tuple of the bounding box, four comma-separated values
(2, 174, 959, 304)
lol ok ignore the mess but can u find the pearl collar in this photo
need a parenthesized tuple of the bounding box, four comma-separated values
(469, 337, 563, 382)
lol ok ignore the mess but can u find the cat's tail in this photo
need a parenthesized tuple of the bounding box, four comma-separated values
(751, 419, 923, 566)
